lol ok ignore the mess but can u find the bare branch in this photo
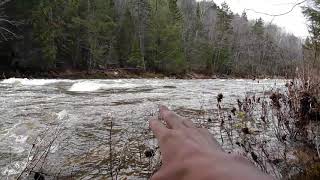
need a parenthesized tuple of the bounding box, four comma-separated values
(0, 18, 18, 25)
(0, 26, 17, 37)
(0, 0, 11, 7)
(306, 0, 320, 12)
(0, 31, 7, 41)
(245, 0, 307, 17)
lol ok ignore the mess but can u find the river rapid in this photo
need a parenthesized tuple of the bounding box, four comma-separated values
(0, 78, 285, 179)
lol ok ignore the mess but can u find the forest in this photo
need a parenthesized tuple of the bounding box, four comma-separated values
(0, 0, 319, 76)
(0, 0, 316, 77)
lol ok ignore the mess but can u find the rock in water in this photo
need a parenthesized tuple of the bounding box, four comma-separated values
(144, 149, 155, 158)
(241, 127, 250, 135)
(231, 107, 236, 115)
(34, 172, 45, 180)
(217, 93, 224, 103)
(251, 152, 258, 163)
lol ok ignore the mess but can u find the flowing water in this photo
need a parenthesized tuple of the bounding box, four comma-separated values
(0, 78, 285, 179)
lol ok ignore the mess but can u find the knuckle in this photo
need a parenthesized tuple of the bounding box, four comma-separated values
(161, 130, 185, 142)
(198, 128, 210, 134)
(230, 154, 253, 165)
(160, 130, 174, 142)
(174, 130, 185, 138)
(165, 111, 176, 119)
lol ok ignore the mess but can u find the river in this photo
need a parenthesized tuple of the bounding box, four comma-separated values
(0, 78, 285, 179)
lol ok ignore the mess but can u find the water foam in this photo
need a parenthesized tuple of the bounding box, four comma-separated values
(1, 78, 70, 86)
(57, 110, 69, 120)
(68, 81, 139, 92)
(1, 161, 27, 176)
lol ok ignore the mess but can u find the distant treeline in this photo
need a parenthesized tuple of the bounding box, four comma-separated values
(0, 0, 308, 76)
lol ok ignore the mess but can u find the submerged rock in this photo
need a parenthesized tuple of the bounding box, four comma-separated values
(144, 149, 155, 158)
(34, 172, 45, 180)
(217, 93, 224, 103)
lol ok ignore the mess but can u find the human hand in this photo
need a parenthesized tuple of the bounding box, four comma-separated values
(149, 105, 272, 180)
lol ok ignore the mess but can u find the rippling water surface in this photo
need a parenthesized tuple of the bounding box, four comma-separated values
(0, 78, 285, 179)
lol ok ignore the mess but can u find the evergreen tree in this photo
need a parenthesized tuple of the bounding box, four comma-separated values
(31, 0, 64, 69)
(59, 0, 82, 68)
(303, 0, 320, 66)
(168, 0, 182, 22)
(148, 0, 185, 74)
(115, 7, 135, 68)
(252, 18, 264, 37)
(241, 11, 248, 22)
(211, 2, 233, 74)
(130, 0, 151, 71)
(128, 38, 144, 68)
(72, 0, 116, 70)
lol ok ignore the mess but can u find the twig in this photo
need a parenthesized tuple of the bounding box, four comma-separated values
(0, 26, 17, 37)
(109, 120, 114, 180)
(245, 0, 307, 17)
(16, 144, 36, 179)
(316, 126, 320, 158)
(0, 18, 17, 25)
(0, 0, 11, 7)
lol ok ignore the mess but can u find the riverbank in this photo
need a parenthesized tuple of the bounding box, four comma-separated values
(0, 69, 284, 80)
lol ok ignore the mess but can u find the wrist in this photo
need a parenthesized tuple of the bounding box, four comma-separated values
(181, 152, 229, 180)
(183, 153, 272, 180)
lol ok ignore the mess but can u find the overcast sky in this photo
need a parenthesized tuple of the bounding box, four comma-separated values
(199, 0, 309, 38)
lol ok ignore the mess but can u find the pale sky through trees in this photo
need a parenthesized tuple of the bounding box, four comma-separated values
(199, 0, 309, 38)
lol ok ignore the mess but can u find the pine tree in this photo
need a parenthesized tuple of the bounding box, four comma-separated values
(241, 11, 248, 22)
(165, 0, 185, 74)
(128, 38, 144, 68)
(168, 0, 182, 22)
(130, 0, 151, 71)
(31, 0, 64, 69)
(72, 0, 116, 70)
(115, 7, 135, 68)
(303, 0, 320, 66)
(147, 0, 185, 74)
(60, 0, 82, 68)
(252, 18, 264, 37)
(212, 2, 233, 74)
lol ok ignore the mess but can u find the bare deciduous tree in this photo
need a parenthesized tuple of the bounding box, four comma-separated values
(0, 0, 19, 42)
